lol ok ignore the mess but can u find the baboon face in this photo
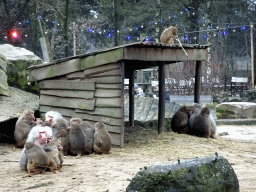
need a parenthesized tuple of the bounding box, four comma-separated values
(52, 119, 68, 130)
(70, 118, 83, 124)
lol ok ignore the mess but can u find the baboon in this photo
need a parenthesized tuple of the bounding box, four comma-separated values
(68, 117, 83, 132)
(69, 117, 94, 132)
(25, 142, 49, 175)
(44, 111, 63, 127)
(70, 117, 83, 124)
(188, 103, 205, 127)
(209, 115, 217, 138)
(44, 138, 63, 170)
(19, 126, 53, 170)
(56, 128, 69, 156)
(14, 109, 36, 148)
(93, 122, 111, 154)
(51, 118, 69, 137)
(81, 121, 94, 154)
(171, 105, 193, 134)
(160, 26, 178, 44)
(188, 107, 213, 138)
(68, 122, 87, 157)
(69, 118, 94, 154)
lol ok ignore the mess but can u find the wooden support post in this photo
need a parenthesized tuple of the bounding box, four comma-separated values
(129, 70, 135, 127)
(194, 61, 202, 103)
(251, 22, 254, 89)
(158, 63, 165, 134)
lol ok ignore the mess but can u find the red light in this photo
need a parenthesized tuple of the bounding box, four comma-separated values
(12, 31, 18, 38)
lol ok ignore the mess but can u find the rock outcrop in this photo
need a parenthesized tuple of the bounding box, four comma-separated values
(0, 44, 42, 95)
(126, 155, 239, 192)
(216, 102, 256, 119)
(0, 44, 41, 123)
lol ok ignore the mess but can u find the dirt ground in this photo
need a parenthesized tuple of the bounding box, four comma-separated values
(0, 125, 255, 192)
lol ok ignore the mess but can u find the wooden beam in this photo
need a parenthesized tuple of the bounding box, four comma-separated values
(39, 80, 95, 90)
(66, 71, 85, 80)
(120, 60, 125, 148)
(95, 89, 122, 98)
(95, 98, 122, 108)
(129, 70, 135, 127)
(41, 89, 94, 99)
(96, 83, 121, 89)
(124, 47, 207, 62)
(40, 94, 95, 111)
(194, 61, 202, 103)
(81, 48, 123, 70)
(75, 108, 123, 118)
(80, 76, 122, 84)
(28, 58, 81, 82)
(83, 63, 120, 77)
(158, 63, 165, 134)
(86, 69, 121, 78)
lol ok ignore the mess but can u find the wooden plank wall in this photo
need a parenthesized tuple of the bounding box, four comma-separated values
(39, 62, 124, 147)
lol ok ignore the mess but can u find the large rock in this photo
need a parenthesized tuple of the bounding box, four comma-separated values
(0, 44, 42, 93)
(126, 155, 239, 192)
(0, 53, 10, 96)
(216, 102, 256, 119)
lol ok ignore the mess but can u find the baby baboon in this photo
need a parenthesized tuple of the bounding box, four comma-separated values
(188, 107, 212, 138)
(93, 122, 111, 154)
(160, 26, 178, 44)
(171, 106, 193, 134)
(68, 122, 87, 157)
(81, 121, 94, 154)
(14, 109, 36, 148)
(25, 142, 49, 175)
(56, 129, 69, 156)
(44, 138, 63, 170)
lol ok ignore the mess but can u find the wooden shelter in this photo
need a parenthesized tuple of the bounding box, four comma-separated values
(28, 42, 209, 147)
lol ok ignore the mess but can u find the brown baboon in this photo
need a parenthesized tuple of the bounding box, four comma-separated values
(93, 122, 111, 154)
(188, 107, 212, 138)
(14, 109, 36, 148)
(19, 126, 53, 170)
(81, 121, 94, 154)
(56, 129, 69, 156)
(188, 103, 205, 127)
(25, 142, 49, 175)
(51, 118, 69, 137)
(68, 117, 83, 132)
(44, 138, 63, 170)
(68, 122, 87, 157)
(69, 117, 83, 124)
(171, 106, 193, 134)
(160, 26, 178, 44)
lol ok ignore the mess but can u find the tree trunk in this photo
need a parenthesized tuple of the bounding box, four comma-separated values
(64, 0, 69, 58)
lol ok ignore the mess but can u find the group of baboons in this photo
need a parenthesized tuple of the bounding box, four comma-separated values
(14, 110, 112, 176)
(13, 102, 215, 176)
(171, 103, 217, 138)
